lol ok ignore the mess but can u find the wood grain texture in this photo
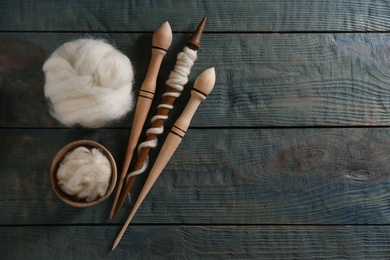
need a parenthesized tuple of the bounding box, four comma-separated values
(1, 128, 390, 225)
(3, 33, 390, 127)
(2, 1, 390, 257)
(2, 0, 390, 32)
(1, 225, 390, 259)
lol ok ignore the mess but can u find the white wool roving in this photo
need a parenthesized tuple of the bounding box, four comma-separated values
(57, 146, 112, 202)
(43, 39, 134, 128)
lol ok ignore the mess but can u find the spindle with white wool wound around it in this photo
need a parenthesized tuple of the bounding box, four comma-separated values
(111, 17, 207, 220)
(109, 21, 173, 220)
(111, 67, 216, 250)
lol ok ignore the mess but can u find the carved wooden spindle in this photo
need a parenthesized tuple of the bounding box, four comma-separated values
(111, 17, 207, 220)
(109, 21, 172, 220)
(112, 67, 216, 250)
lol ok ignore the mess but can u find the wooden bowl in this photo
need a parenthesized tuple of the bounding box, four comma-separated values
(50, 140, 117, 208)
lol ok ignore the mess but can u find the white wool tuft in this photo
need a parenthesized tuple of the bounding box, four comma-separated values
(57, 146, 112, 202)
(43, 39, 134, 128)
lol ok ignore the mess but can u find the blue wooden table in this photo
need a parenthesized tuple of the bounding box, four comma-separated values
(2, 1, 390, 258)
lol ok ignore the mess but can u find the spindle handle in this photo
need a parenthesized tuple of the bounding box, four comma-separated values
(173, 67, 216, 135)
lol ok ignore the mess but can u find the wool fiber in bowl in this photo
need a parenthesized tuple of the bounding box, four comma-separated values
(57, 146, 112, 202)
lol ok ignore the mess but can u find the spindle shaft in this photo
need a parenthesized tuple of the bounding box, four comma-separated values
(112, 67, 216, 250)
(109, 21, 172, 220)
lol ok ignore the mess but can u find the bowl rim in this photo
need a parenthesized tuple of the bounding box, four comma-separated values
(50, 140, 117, 208)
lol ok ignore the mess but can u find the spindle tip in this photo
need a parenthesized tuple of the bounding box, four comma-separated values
(152, 21, 173, 51)
(193, 67, 216, 96)
(112, 240, 119, 251)
(187, 17, 207, 50)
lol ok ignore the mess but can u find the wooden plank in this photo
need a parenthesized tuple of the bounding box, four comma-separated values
(2, 0, 390, 32)
(2, 128, 390, 225)
(3, 33, 390, 127)
(1, 225, 390, 259)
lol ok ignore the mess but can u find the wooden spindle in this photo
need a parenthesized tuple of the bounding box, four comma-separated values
(111, 67, 216, 250)
(109, 21, 172, 220)
(111, 17, 207, 220)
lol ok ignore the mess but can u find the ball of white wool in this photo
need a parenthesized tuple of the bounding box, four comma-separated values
(43, 39, 134, 128)
(57, 146, 112, 202)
